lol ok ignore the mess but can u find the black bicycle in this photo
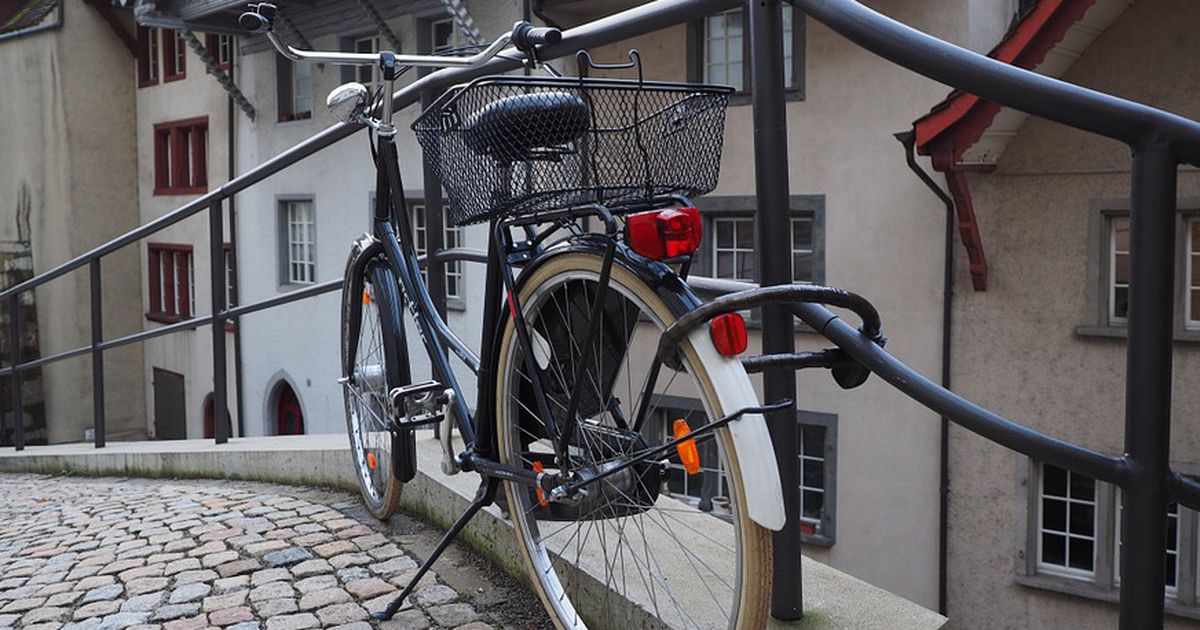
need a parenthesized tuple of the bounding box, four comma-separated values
(241, 5, 788, 627)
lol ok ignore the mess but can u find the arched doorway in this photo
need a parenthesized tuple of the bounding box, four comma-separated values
(274, 382, 305, 435)
(202, 393, 232, 439)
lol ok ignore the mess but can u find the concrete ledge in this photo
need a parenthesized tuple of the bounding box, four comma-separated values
(0, 434, 945, 629)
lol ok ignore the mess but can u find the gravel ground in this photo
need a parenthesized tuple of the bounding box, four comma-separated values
(0, 474, 554, 630)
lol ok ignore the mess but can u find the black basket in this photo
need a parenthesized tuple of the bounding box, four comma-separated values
(412, 75, 733, 226)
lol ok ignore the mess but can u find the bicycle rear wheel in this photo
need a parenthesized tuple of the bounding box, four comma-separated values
(495, 250, 771, 629)
(341, 256, 409, 519)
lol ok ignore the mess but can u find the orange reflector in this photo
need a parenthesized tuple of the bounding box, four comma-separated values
(673, 419, 701, 475)
(532, 461, 549, 507)
(366, 451, 378, 470)
(362, 289, 371, 306)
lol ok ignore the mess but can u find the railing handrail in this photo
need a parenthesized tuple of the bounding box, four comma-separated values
(794, 0, 1200, 163)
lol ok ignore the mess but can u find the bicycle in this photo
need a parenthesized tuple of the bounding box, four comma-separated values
(240, 5, 788, 627)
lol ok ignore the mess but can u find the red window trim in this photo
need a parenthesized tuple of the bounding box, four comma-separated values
(204, 33, 232, 74)
(162, 29, 187, 82)
(137, 26, 159, 88)
(153, 116, 209, 196)
(147, 243, 194, 324)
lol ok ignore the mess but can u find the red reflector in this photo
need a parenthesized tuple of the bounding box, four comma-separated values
(626, 207, 703, 260)
(710, 313, 748, 357)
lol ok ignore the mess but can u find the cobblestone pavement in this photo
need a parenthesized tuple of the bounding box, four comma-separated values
(0, 474, 552, 630)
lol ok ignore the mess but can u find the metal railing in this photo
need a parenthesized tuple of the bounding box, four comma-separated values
(4, 0, 1200, 627)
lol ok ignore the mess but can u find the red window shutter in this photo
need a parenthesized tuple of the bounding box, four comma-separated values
(192, 124, 207, 189)
(148, 247, 161, 314)
(178, 252, 191, 318)
(154, 128, 170, 191)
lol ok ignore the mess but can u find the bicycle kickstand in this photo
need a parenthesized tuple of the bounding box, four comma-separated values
(372, 477, 499, 621)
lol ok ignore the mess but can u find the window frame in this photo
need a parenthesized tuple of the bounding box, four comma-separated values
(162, 29, 187, 82)
(204, 33, 233, 73)
(687, 3, 806, 104)
(276, 55, 313, 122)
(1077, 203, 1200, 341)
(649, 395, 837, 547)
(1016, 459, 1200, 617)
(1186, 217, 1200, 330)
(152, 117, 208, 196)
(146, 243, 195, 324)
(137, 26, 160, 87)
(278, 197, 317, 286)
(691, 194, 826, 286)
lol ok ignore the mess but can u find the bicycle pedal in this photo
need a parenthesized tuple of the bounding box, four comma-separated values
(390, 380, 445, 428)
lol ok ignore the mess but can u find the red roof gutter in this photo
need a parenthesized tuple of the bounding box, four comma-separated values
(910, 0, 1097, 291)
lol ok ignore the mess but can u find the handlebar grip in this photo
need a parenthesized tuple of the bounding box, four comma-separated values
(512, 20, 562, 52)
(525, 26, 562, 45)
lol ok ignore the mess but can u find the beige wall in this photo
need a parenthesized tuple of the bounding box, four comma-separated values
(135, 26, 239, 440)
(947, 0, 1200, 627)
(586, 0, 1016, 609)
(0, 0, 146, 443)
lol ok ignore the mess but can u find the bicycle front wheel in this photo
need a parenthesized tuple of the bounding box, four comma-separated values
(495, 250, 772, 629)
(340, 256, 408, 519)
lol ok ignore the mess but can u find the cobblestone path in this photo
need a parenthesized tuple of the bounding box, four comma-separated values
(0, 474, 551, 630)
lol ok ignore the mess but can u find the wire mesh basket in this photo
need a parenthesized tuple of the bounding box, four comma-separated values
(412, 75, 733, 226)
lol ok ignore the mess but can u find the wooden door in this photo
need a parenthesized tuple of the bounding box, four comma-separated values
(153, 368, 187, 440)
(276, 383, 304, 435)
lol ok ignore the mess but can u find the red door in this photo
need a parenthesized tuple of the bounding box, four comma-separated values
(276, 384, 304, 435)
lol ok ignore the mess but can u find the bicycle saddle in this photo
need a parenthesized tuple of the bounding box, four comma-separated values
(462, 91, 590, 163)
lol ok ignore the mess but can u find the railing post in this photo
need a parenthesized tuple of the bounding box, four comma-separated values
(749, 0, 802, 620)
(210, 201, 230, 444)
(91, 259, 106, 448)
(1119, 136, 1177, 629)
(422, 88, 448, 319)
(8, 295, 23, 451)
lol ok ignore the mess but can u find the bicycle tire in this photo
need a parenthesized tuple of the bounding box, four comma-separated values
(340, 254, 409, 520)
(495, 250, 772, 629)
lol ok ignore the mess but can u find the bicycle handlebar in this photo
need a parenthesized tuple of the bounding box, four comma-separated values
(239, 3, 558, 70)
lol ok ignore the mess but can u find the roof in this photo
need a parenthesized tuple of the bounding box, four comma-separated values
(0, 0, 59, 34)
(913, 0, 1134, 165)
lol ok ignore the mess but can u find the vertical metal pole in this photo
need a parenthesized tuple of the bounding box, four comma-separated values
(90, 259, 106, 448)
(210, 202, 230, 444)
(422, 88, 448, 319)
(749, 0, 802, 619)
(8, 296, 23, 451)
(1119, 136, 1176, 630)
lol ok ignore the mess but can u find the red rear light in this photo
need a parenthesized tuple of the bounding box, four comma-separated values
(710, 313, 748, 357)
(625, 207, 702, 260)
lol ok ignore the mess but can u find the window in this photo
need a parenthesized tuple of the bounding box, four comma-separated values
(147, 244, 194, 323)
(1186, 219, 1200, 329)
(354, 36, 379, 84)
(277, 56, 313, 121)
(223, 244, 236, 307)
(162, 29, 186, 81)
(153, 117, 208, 195)
(205, 33, 233, 72)
(689, 197, 825, 309)
(431, 17, 459, 53)
(280, 200, 316, 284)
(690, 6, 804, 97)
(1109, 215, 1130, 324)
(651, 397, 837, 545)
(1115, 495, 1180, 595)
(1020, 461, 1199, 610)
(1038, 463, 1097, 579)
(411, 202, 464, 300)
(138, 27, 160, 86)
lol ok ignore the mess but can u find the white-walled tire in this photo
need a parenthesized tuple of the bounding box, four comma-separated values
(495, 251, 772, 629)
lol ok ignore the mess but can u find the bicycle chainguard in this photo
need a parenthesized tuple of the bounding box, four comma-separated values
(389, 380, 448, 429)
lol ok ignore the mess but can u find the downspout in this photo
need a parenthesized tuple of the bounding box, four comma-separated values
(228, 50, 246, 439)
(896, 130, 954, 616)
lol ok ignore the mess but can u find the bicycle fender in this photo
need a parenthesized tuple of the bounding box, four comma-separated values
(526, 237, 786, 532)
(685, 326, 787, 531)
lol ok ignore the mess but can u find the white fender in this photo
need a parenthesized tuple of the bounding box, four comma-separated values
(686, 326, 787, 531)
